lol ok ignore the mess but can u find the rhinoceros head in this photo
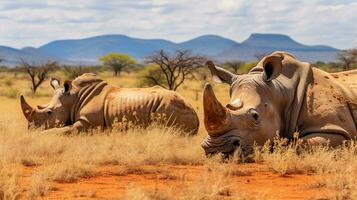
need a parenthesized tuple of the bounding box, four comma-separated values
(202, 52, 289, 155)
(20, 78, 74, 129)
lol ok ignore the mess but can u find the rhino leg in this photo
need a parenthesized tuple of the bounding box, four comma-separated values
(41, 121, 85, 134)
(300, 133, 346, 147)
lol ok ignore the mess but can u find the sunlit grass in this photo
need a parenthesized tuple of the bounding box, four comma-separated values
(0, 71, 357, 199)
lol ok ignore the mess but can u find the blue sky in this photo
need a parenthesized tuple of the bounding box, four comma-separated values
(0, 0, 356, 49)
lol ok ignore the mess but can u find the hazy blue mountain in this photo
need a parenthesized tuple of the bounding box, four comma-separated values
(217, 33, 339, 62)
(0, 46, 61, 66)
(244, 33, 311, 49)
(38, 34, 176, 62)
(175, 35, 238, 56)
(0, 46, 25, 65)
(0, 33, 341, 67)
(38, 34, 237, 62)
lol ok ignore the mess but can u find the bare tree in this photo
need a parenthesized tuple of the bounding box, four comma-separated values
(337, 48, 357, 71)
(145, 50, 206, 91)
(223, 60, 245, 74)
(22, 61, 58, 94)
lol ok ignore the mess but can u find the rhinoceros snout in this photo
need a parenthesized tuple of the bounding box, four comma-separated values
(201, 135, 241, 156)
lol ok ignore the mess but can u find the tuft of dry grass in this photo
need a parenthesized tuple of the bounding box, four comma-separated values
(0, 164, 22, 200)
(204, 160, 253, 178)
(116, 165, 160, 176)
(29, 162, 93, 199)
(33, 162, 94, 183)
(30, 174, 54, 199)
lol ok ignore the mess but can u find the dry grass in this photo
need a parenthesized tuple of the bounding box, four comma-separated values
(30, 173, 54, 199)
(33, 163, 94, 183)
(29, 163, 94, 199)
(121, 173, 234, 200)
(0, 164, 21, 200)
(0, 118, 206, 166)
(1, 71, 357, 199)
(121, 169, 267, 200)
(253, 137, 357, 199)
(115, 165, 181, 181)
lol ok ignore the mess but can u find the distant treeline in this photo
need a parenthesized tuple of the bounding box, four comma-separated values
(0, 48, 356, 95)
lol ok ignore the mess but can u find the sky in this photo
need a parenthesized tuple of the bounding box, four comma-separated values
(0, 0, 356, 49)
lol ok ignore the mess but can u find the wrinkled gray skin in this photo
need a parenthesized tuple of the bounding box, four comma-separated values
(20, 74, 199, 134)
(202, 51, 357, 156)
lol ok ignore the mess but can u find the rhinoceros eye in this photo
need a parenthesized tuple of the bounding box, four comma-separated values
(47, 110, 53, 115)
(248, 108, 260, 123)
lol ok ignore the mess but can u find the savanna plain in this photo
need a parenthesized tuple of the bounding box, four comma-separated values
(1, 70, 357, 200)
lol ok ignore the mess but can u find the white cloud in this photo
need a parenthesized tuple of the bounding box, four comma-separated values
(217, 0, 245, 12)
(0, 0, 355, 49)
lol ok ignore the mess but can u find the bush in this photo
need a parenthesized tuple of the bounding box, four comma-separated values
(4, 78, 13, 87)
(239, 62, 257, 74)
(0, 88, 19, 99)
(137, 65, 166, 88)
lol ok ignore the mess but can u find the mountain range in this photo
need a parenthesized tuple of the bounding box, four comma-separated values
(0, 33, 340, 66)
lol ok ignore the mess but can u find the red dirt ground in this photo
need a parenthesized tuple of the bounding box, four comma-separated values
(19, 163, 332, 199)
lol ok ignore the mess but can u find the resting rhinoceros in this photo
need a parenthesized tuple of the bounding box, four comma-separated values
(202, 51, 357, 155)
(20, 73, 199, 134)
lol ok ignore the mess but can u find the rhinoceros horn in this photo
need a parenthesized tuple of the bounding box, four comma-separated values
(20, 95, 34, 121)
(203, 83, 230, 137)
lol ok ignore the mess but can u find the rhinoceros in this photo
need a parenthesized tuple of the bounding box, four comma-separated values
(202, 51, 357, 155)
(20, 73, 199, 134)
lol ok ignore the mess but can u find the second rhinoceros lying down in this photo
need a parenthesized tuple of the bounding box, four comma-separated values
(202, 51, 357, 155)
(20, 73, 199, 134)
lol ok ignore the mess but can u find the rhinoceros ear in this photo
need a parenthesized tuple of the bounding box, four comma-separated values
(63, 80, 72, 93)
(50, 78, 60, 90)
(206, 61, 236, 84)
(262, 55, 283, 82)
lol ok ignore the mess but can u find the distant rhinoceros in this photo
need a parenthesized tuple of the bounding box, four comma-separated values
(20, 73, 199, 134)
(202, 51, 357, 155)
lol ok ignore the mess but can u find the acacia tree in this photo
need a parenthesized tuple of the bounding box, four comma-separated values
(337, 48, 357, 71)
(223, 60, 245, 74)
(22, 61, 58, 94)
(144, 50, 206, 91)
(100, 53, 137, 76)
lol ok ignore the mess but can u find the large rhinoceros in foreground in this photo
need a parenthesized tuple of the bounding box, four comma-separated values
(20, 73, 199, 134)
(202, 51, 357, 155)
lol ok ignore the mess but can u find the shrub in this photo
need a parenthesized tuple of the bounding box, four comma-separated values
(137, 64, 166, 88)
(0, 88, 19, 99)
(239, 62, 257, 74)
(4, 78, 13, 86)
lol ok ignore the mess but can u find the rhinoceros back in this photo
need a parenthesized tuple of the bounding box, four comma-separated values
(331, 70, 357, 96)
(332, 70, 357, 132)
(104, 86, 199, 134)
